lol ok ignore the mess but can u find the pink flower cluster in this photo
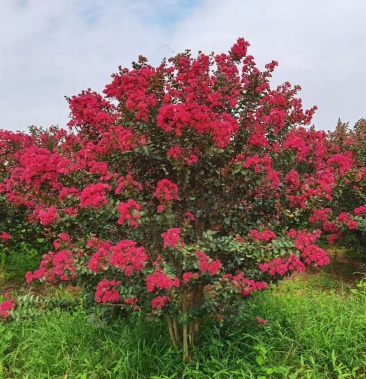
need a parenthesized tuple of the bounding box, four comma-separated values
(109, 240, 148, 276)
(80, 183, 111, 208)
(259, 254, 305, 277)
(223, 272, 267, 297)
(182, 272, 199, 284)
(88, 245, 110, 273)
(26, 250, 76, 283)
(157, 104, 239, 149)
(326, 233, 341, 246)
(0, 299, 15, 318)
(285, 170, 300, 188)
(233, 153, 281, 189)
(0, 231, 10, 241)
(322, 220, 339, 233)
(195, 251, 221, 276)
(337, 212, 359, 230)
(32, 206, 60, 226)
(162, 228, 183, 248)
(301, 245, 330, 266)
(104, 65, 158, 122)
(95, 278, 121, 303)
(249, 229, 277, 243)
(151, 295, 171, 310)
(115, 172, 142, 195)
(67, 90, 118, 135)
(146, 270, 180, 293)
(309, 208, 331, 224)
(53, 232, 73, 250)
(230, 37, 250, 60)
(354, 205, 366, 216)
(154, 179, 180, 202)
(291, 230, 330, 266)
(167, 145, 199, 166)
(117, 199, 141, 227)
(327, 153, 354, 176)
(88, 239, 147, 276)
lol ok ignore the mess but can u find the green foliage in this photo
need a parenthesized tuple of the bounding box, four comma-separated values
(2, 243, 42, 281)
(0, 195, 51, 281)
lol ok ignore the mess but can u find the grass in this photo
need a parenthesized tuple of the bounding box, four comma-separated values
(1, 271, 366, 378)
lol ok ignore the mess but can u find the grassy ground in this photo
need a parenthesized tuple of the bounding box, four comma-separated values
(1, 250, 366, 378)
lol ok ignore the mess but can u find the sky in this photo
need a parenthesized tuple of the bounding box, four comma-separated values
(0, 0, 365, 133)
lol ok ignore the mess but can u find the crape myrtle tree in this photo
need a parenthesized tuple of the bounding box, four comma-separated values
(0, 129, 51, 270)
(304, 118, 366, 257)
(0, 38, 330, 360)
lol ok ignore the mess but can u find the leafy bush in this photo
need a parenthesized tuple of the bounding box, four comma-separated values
(0, 38, 332, 360)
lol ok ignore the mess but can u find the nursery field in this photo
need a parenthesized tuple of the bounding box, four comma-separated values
(1, 249, 366, 379)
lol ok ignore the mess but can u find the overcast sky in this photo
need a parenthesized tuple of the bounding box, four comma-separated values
(1, 0, 365, 133)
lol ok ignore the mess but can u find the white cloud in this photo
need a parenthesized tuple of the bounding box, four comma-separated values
(1, 0, 365, 132)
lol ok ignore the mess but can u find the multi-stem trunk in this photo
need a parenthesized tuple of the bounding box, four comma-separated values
(166, 283, 204, 362)
(182, 286, 190, 362)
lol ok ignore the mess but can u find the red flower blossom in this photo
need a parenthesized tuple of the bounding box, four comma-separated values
(249, 229, 277, 243)
(146, 270, 180, 293)
(0, 231, 10, 241)
(152, 295, 171, 309)
(154, 179, 180, 202)
(182, 272, 199, 284)
(162, 228, 183, 248)
(109, 240, 148, 275)
(0, 299, 15, 318)
(195, 251, 221, 276)
(117, 199, 141, 228)
(95, 278, 121, 303)
(354, 205, 366, 216)
(80, 183, 111, 208)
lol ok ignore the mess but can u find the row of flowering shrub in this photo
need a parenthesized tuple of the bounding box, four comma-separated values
(0, 38, 364, 360)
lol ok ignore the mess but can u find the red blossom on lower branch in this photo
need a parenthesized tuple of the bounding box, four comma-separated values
(291, 230, 330, 266)
(162, 228, 183, 248)
(124, 297, 139, 306)
(259, 255, 305, 277)
(354, 204, 366, 216)
(223, 272, 267, 297)
(146, 270, 180, 293)
(337, 212, 359, 230)
(95, 278, 121, 303)
(301, 245, 330, 266)
(195, 251, 221, 275)
(0, 231, 11, 241)
(25, 250, 76, 283)
(182, 272, 199, 284)
(109, 240, 148, 275)
(327, 233, 342, 246)
(116, 199, 141, 228)
(0, 299, 16, 318)
(152, 296, 171, 310)
(249, 229, 277, 242)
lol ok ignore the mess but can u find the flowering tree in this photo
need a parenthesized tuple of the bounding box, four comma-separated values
(303, 119, 366, 255)
(0, 39, 331, 360)
(0, 128, 51, 280)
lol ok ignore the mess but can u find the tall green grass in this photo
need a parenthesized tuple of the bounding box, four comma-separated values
(2, 273, 366, 378)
